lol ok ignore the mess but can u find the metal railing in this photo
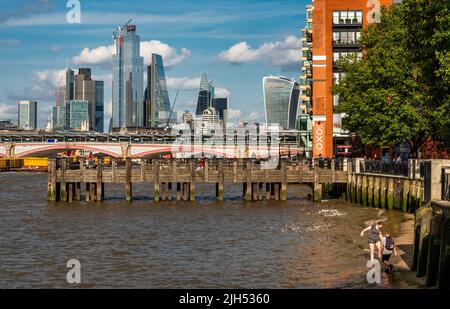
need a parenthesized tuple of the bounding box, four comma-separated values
(360, 160, 408, 177)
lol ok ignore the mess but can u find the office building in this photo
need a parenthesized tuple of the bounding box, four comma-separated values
(112, 23, 144, 129)
(17, 100, 37, 130)
(195, 72, 214, 116)
(311, 0, 396, 157)
(68, 100, 90, 131)
(263, 76, 300, 130)
(95, 81, 104, 132)
(74, 68, 104, 132)
(212, 98, 228, 121)
(144, 53, 171, 128)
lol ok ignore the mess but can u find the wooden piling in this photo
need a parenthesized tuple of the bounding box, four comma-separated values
(125, 158, 132, 201)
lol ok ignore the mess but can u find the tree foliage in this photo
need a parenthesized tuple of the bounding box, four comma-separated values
(333, 0, 450, 153)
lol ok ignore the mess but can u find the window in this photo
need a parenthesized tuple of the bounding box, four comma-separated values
(333, 12, 339, 24)
(356, 11, 363, 24)
(333, 32, 340, 43)
(356, 32, 361, 43)
(333, 11, 363, 25)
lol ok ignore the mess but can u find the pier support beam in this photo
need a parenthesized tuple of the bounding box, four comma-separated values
(47, 158, 59, 202)
(281, 161, 287, 201)
(154, 161, 160, 202)
(125, 158, 132, 202)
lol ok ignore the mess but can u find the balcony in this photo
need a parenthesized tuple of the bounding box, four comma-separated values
(333, 40, 361, 49)
(306, 31, 313, 43)
(332, 19, 362, 30)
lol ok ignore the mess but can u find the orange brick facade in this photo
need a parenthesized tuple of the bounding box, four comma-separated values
(312, 0, 394, 158)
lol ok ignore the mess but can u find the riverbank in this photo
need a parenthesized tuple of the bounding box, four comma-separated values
(384, 213, 426, 288)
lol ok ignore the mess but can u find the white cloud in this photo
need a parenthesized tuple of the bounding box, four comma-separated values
(73, 41, 191, 68)
(0, 103, 17, 120)
(73, 45, 115, 67)
(218, 35, 301, 71)
(226, 108, 242, 121)
(215, 87, 231, 98)
(166, 77, 201, 90)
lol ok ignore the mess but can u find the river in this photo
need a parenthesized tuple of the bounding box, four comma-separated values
(0, 172, 424, 288)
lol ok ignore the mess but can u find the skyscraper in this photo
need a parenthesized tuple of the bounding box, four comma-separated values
(144, 53, 171, 128)
(65, 68, 74, 103)
(68, 100, 90, 131)
(195, 72, 214, 116)
(73, 68, 104, 132)
(263, 76, 300, 130)
(211, 98, 228, 121)
(17, 100, 37, 130)
(112, 23, 144, 129)
(95, 81, 104, 132)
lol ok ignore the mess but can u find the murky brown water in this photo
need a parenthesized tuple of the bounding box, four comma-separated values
(0, 173, 422, 288)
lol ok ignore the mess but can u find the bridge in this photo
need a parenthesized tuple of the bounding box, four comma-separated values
(0, 132, 303, 158)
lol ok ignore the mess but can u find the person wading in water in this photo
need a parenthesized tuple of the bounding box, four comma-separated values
(360, 221, 383, 264)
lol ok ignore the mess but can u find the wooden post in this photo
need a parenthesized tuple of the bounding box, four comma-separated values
(75, 182, 81, 201)
(298, 160, 303, 183)
(111, 158, 117, 182)
(68, 183, 73, 203)
(96, 159, 103, 201)
(47, 158, 58, 202)
(85, 183, 91, 202)
(168, 182, 173, 201)
(125, 158, 132, 201)
(245, 160, 252, 201)
(189, 160, 196, 202)
(154, 160, 160, 202)
(374, 177, 380, 208)
(60, 158, 68, 202)
(183, 182, 189, 201)
(217, 160, 224, 201)
(331, 159, 336, 183)
(380, 177, 387, 209)
(252, 183, 258, 201)
(177, 182, 181, 201)
(140, 159, 146, 182)
(313, 161, 322, 202)
(387, 178, 395, 210)
(274, 183, 280, 201)
(266, 183, 271, 200)
(90, 183, 97, 202)
(368, 176, 374, 207)
(258, 183, 263, 201)
(281, 160, 287, 201)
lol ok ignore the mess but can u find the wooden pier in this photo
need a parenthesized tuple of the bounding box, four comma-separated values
(47, 158, 349, 202)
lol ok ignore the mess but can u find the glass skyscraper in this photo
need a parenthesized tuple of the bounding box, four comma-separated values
(263, 76, 300, 129)
(18, 100, 37, 130)
(68, 100, 90, 131)
(195, 72, 214, 116)
(95, 81, 104, 132)
(112, 23, 144, 129)
(144, 53, 171, 128)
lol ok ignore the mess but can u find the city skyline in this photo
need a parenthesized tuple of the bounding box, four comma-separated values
(0, 0, 306, 131)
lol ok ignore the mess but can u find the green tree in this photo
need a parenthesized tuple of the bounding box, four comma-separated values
(333, 0, 450, 155)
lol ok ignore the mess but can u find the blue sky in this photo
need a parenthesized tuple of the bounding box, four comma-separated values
(0, 0, 308, 130)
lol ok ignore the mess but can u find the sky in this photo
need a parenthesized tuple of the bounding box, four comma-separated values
(0, 0, 308, 130)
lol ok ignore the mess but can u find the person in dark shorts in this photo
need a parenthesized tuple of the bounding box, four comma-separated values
(382, 229, 398, 273)
(360, 221, 383, 265)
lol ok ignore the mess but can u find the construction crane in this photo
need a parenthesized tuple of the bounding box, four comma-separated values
(165, 89, 180, 129)
(112, 18, 132, 42)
